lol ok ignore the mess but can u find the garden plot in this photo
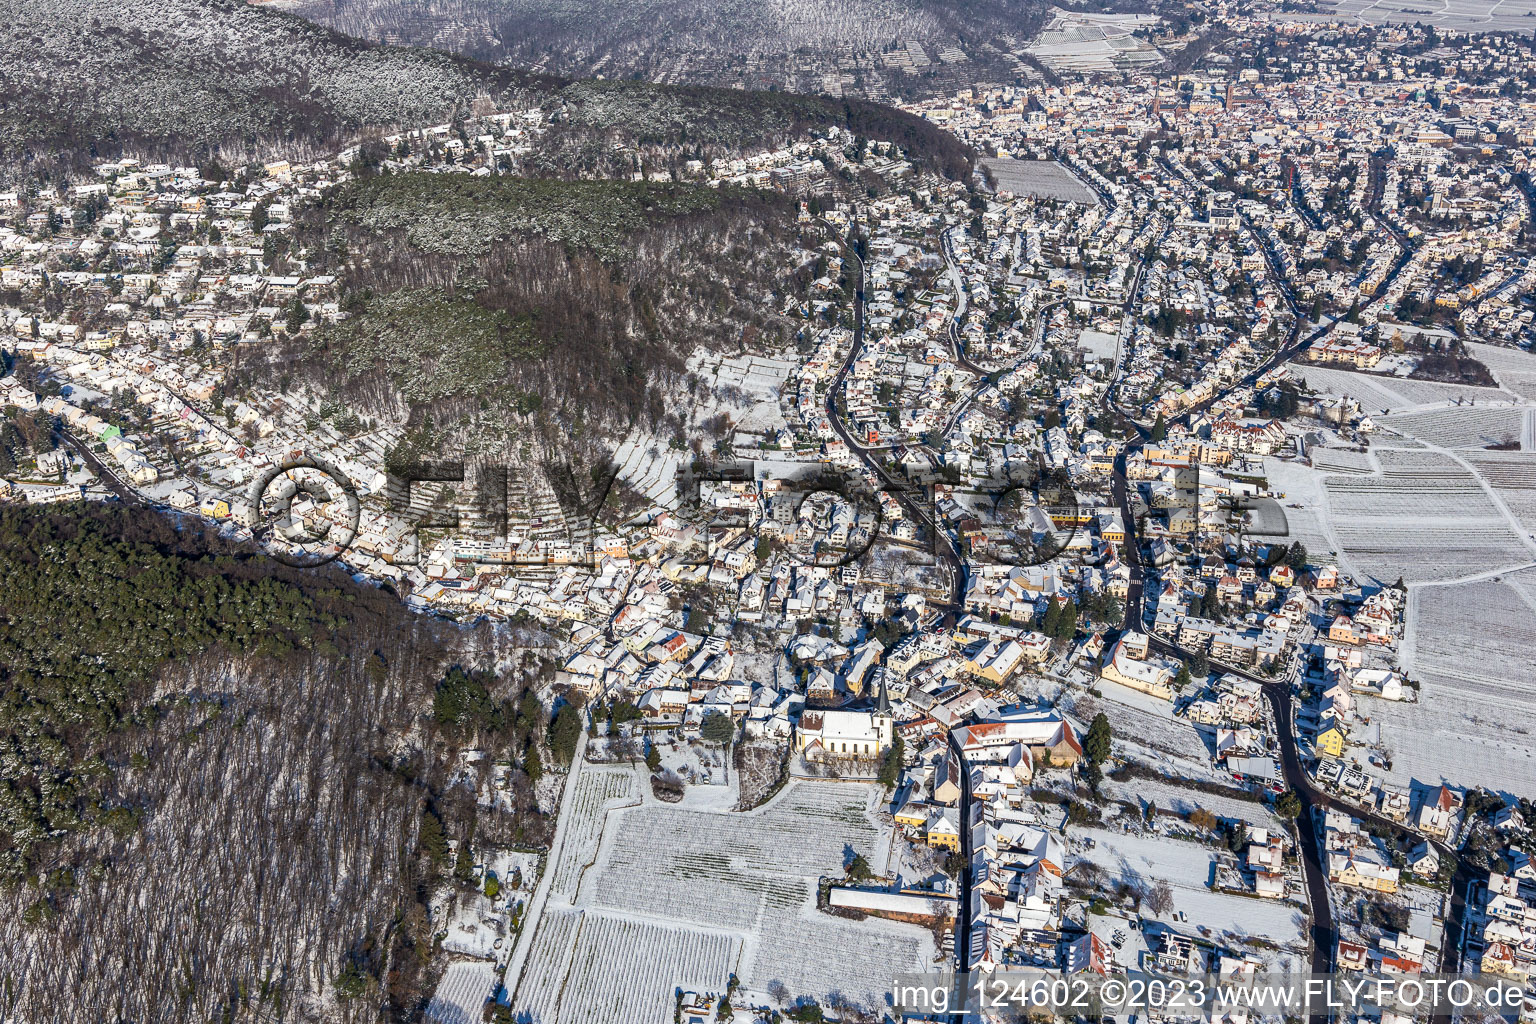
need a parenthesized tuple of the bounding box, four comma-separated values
(1323, 475, 1526, 584)
(1376, 577, 1536, 799)
(1090, 687, 1234, 785)
(1383, 406, 1528, 450)
(1100, 778, 1282, 832)
(548, 765, 641, 901)
(1469, 342, 1536, 401)
(1074, 829, 1307, 957)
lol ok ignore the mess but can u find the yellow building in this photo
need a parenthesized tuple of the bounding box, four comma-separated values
(895, 803, 929, 830)
(926, 808, 961, 851)
(1316, 724, 1347, 758)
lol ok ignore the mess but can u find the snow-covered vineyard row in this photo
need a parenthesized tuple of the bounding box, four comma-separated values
(548, 766, 640, 901)
(1471, 341, 1536, 401)
(1384, 405, 1529, 450)
(1371, 448, 1463, 474)
(1325, 475, 1504, 518)
(517, 911, 738, 1024)
(1381, 575, 1536, 794)
(1466, 452, 1536, 527)
(514, 907, 584, 1021)
(1309, 446, 1374, 474)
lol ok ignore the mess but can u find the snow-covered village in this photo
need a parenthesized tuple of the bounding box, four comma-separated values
(4, 3, 1536, 1024)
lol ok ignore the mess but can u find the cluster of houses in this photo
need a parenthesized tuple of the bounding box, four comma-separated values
(891, 706, 1083, 969)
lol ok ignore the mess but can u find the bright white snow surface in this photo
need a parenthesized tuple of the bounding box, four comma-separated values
(426, 961, 498, 1024)
(1074, 827, 1307, 969)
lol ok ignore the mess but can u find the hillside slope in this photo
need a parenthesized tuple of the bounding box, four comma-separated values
(291, 0, 1050, 96)
(0, 0, 971, 177)
(0, 504, 557, 1022)
(0, 0, 547, 166)
(238, 172, 809, 460)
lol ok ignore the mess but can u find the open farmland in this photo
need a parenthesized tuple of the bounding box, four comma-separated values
(514, 780, 935, 1021)
(1323, 473, 1528, 584)
(981, 158, 1098, 204)
(1377, 575, 1536, 798)
(1382, 405, 1528, 450)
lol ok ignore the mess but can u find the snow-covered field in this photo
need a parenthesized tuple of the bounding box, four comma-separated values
(1295, 364, 1512, 412)
(518, 910, 741, 1024)
(1323, 472, 1525, 584)
(610, 347, 796, 506)
(1464, 450, 1536, 528)
(1025, 9, 1162, 72)
(1266, 426, 1536, 799)
(1381, 572, 1536, 799)
(1100, 778, 1282, 831)
(426, 961, 499, 1024)
(1089, 687, 1237, 785)
(981, 158, 1098, 204)
(549, 765, 641, 900)
(1382, 406, 1527, 450)
(1470, 342, 1536, 401)
(512, 777, 934, 1021)
(1075, 828, 1307, 961)
(1309, 446, 1374, 474)
(1332, 0, 1536, 32)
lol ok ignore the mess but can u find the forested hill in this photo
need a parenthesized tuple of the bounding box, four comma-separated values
(259, 173, 801, 450)
(290, 0, 1049, 98)
(0, 0, 549, 170)
(0, 0, 971, 180)
(0, 504, 560, 1022)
